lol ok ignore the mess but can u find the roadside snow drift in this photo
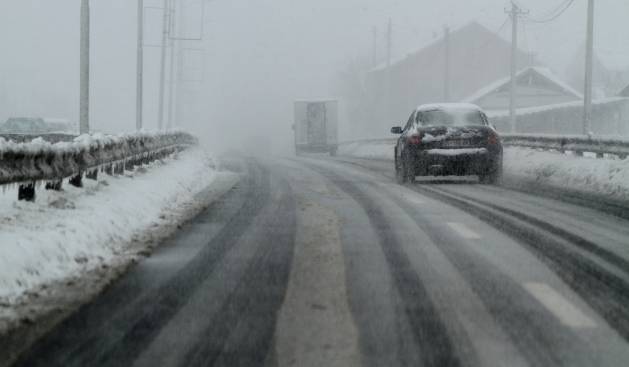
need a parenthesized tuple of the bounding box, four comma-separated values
(504, 147, 629, 201)
(0, 148, 229, 302)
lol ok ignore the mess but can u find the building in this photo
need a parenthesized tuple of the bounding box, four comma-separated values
(567, 46, 629, 99)
(359, 22, 535, 135)
(463, 67, 582, 113)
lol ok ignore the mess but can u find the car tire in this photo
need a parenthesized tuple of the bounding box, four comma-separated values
(395, 156, 406, 184)
(480, 159, 503, 185)
(397, 151, 415, 184)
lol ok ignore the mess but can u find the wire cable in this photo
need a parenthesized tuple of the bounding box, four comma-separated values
(525, 0, 575, 24)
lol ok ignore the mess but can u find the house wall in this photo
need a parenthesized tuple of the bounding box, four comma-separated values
(362, 23, 533, 137)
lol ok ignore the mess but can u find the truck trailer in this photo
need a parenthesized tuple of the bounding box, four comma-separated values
(293, 100, 338, 156)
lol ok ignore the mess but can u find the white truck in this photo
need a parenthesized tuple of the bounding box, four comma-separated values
(293, 100, 338, 156)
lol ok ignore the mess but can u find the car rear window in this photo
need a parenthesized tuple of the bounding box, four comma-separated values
(417, 109, 487, 127)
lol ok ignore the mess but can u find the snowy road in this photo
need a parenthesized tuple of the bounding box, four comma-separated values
(10, 155, 629, 367)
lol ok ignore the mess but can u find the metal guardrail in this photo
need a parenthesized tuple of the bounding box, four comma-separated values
(0, 131, 197, 201)
(501, 134, 629, 158)
(338, 133, 629, 159)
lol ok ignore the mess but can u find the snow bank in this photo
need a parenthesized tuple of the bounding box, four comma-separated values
(504, 147, 629, 201)
(0, 148, 231, 302)
(337, 140, 394, 160)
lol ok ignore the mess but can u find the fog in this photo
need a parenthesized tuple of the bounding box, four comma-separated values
(1, 0, 628, 154)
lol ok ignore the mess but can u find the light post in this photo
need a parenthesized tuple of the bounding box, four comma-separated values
(79, 0, 90, 134)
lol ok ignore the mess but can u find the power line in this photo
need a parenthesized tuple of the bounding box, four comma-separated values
(525, 0, 575, 24)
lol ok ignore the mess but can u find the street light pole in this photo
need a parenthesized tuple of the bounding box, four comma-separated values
(136, 0, 144, 131)
(583, 0, 595, 135)
(79, 0, 90, 134)
(157, 0, 170, 130)
(167, 0, 177, 129)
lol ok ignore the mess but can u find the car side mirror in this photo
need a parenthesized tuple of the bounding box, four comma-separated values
(390, 126, 403, 134)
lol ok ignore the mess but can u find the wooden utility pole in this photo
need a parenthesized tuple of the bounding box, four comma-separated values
(583, 0, 595, 135)
(79, 0, 90, 134)
(506, 2, 527, 133)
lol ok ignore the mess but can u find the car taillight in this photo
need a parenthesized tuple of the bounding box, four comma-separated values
(408, 134, 422, 145)
(488, 132, 499, 145)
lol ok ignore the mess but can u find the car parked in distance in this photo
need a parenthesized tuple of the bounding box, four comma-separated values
(0, 117, 76, 135)
(391, 103, 503, 184)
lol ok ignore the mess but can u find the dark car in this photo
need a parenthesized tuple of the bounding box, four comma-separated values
(391, 103, 503, 184)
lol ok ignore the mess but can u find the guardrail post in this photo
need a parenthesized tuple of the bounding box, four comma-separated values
(575, 151, 584, 157)
(69, 174, 83, 188)
(596, 152, 604, 159)
(86, 170, 98, 180)
(18, 183, 36, 202)
(45, 180, 63, 191)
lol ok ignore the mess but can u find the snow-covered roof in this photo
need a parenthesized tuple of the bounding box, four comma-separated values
(463, 67, 583, 104)
(486, 96, 628, 118)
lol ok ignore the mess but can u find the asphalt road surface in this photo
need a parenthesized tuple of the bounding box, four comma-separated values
(12, 155, 629, 367)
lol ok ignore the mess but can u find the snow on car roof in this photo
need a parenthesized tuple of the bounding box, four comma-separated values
(415, 103, 484, 112)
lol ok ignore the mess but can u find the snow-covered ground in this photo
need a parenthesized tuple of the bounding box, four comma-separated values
(504, 147, 629, 201)
(0, 148, 238, 329)
(339, 141, 629, 202)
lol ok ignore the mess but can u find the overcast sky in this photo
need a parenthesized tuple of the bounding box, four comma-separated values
(1, 0, 628, 152)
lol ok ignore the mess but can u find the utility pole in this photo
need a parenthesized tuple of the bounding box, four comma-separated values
(506, 2, 527, 133)
(175, 46, 185, 128)
(167, 0, 177, 129)
(583, 0, 595, 135)
(79, 0, 90, 134)
(157, 0, 170, 130)
(372, 26, 378, 67)
(136, 0, 144, 131)
(386, 19, 392, 70)
(443, 26, 451, 102)
(385, 18, 392, 122)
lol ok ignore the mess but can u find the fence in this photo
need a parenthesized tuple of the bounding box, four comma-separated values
(0, 131, 197, 201)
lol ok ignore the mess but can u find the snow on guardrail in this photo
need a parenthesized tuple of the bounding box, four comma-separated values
(0, 131, 197, 201)
(338, 133, 629, 159)
(500, 134, 629, 158)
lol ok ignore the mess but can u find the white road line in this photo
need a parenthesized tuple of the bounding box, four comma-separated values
(447, 222, 481, 239)
(524, 282, 597, 329)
